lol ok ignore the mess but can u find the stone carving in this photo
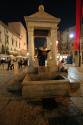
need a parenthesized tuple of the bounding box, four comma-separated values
(38, 5, 44, 12)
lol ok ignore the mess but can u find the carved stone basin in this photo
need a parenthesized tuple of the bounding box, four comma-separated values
(22, 71, 70, 100)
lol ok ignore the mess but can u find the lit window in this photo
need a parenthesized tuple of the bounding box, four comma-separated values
(12, 39, 14, 45)
(16, 41, 17, 47)
(5, 35, 9, 44)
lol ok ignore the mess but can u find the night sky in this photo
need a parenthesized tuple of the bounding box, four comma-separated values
(0, 0, 76, 31)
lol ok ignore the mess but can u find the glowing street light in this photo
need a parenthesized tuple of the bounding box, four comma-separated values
(56, 40, 58, 45)
(27, 52, 30, 56)
(69, 33, 74, 39)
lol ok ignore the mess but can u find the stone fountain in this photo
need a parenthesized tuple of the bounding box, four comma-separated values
(22, 5, 70, 100)
(24, 5, 61, 73)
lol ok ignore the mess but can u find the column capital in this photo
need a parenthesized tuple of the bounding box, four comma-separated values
(51, 28, 57, 31)
(28, 27, 34, 32)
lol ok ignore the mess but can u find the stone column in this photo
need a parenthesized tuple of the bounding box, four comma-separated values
(28, 27, 35, 66)
(50, 28, 57, 67)
(47, 36, 51, 50)
(47, 36, 52, 66)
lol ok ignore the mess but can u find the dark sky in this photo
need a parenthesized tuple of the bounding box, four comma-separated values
(0, 0, 76, 31)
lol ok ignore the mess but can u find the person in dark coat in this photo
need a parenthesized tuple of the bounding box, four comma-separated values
(7, 58, 11, 70)
(37, 48, 50, 66)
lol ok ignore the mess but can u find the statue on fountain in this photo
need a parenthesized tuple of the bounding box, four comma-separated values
(37, 47, 51, 66)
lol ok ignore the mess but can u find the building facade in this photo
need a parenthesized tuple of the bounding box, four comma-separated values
(8, 22, 27, 56)
(0, 21, 21, 55)
(0, 21, 27, 56)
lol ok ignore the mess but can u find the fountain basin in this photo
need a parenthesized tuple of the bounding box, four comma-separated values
(22, 73, 70, 99)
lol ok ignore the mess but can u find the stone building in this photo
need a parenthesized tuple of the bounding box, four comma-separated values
(0, 21, 27, 56)
(0, 21, 20, 55)
(8, 22, 27, 55)
(61, 30, 69, 54)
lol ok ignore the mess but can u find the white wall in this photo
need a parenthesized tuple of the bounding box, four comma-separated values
(8, 22, 27, 52)
(0, 24, 6, 52)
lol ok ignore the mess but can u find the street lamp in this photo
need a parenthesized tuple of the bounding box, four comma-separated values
(69, 33, 74, 39)
(69, 32, 75, 50)
(68, 32, 75, 65)
(56, 40, 58, 45)
(27, 52, 30, 57)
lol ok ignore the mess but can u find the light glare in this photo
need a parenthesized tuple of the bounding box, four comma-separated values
(69, 33, 74, 38)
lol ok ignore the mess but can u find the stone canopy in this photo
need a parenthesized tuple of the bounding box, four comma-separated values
(24, 5, 61, 24)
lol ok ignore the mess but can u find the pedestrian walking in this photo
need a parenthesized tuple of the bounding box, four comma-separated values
(1, 59, 5, 70)
(7, 58, 11, 70)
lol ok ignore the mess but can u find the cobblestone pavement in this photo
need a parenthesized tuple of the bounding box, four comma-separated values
(0, 64, 27, 96)
(0, 96, 83, 125)
(0, 66, 83, 125)
(68, 67, 83, 97)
